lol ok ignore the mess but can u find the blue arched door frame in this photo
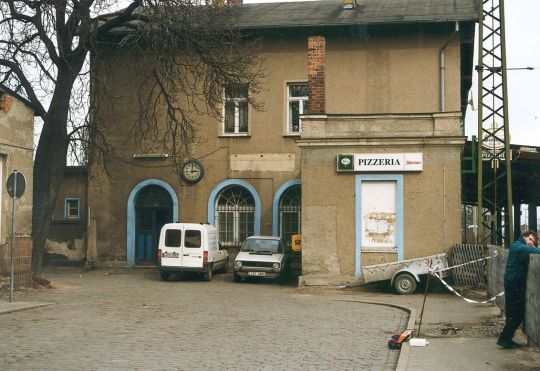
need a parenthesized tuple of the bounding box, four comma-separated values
(272, 179, 301, 236)
(127, 179, 179, 266)
(207, 179, 261, 235)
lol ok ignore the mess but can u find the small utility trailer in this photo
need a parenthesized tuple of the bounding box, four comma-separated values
(361, 253, 449, 294)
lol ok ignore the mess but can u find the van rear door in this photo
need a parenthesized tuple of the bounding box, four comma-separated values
(181, 227, 204, 268)
(160, 227, 182, 267)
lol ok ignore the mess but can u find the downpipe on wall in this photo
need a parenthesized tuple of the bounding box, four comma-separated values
(440, 22, 460, 112)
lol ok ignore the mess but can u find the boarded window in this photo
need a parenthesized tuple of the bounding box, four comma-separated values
(361, 181, 397, 250)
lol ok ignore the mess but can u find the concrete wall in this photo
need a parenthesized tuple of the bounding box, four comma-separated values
(488, 246, 540, 346)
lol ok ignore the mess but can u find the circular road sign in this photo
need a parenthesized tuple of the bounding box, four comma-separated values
(7, 171, 26, 199)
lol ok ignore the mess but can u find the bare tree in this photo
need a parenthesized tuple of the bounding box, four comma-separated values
(0, 0, 263, 272)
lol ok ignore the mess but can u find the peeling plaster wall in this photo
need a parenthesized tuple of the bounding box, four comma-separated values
(299, 113, 464, 280)
(302, 205, 341, 276)
(46, 168, 88, 263)
(45, 238, 86, 261)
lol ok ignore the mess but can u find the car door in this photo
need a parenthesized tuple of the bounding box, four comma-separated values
(216, 241, 227, 268)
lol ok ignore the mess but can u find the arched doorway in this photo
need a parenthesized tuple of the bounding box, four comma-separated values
(278, 184, 301, 248)
(134, 185, 173, 264)
(272, 179, 302, 246)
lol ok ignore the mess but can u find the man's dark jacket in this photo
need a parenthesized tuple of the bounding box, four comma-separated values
(504, 237, 540, 286)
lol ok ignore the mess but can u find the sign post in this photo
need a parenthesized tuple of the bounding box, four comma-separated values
(6, 170, 26, 303)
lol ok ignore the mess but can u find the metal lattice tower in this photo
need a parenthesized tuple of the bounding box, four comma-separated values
(476, 0, 513, 246)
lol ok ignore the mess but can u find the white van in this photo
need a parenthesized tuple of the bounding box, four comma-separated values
(157, 223, 228, 281)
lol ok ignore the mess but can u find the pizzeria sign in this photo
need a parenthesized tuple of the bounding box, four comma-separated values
(337, 153, 423, 172)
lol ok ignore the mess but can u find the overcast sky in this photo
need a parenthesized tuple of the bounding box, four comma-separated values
(464, 0, 540, 147)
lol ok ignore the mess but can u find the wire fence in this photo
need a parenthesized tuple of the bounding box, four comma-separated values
(448, 243, 489, 288)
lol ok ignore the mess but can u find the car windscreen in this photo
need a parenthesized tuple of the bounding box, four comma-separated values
(241, 239, 282, 253)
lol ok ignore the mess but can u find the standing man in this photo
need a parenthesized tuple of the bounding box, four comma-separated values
(497, 230, 540, 349)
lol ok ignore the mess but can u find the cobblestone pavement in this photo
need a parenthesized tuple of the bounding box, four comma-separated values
(0, 268, 408, 371)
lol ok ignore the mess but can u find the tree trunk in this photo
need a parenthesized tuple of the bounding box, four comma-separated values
(31, 74, 75, 273)
(31, 119, 70, 273)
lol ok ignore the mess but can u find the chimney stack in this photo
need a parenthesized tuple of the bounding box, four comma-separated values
(308, 36, 326, 114)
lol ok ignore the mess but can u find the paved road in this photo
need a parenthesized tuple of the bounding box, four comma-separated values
(0, 268, 407, 370)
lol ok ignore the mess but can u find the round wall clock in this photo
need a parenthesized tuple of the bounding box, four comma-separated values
(180, 159, 204, 184)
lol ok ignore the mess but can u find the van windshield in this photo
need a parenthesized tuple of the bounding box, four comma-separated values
(241, 239, 282, 254)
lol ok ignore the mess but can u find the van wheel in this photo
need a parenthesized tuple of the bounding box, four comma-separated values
(221, 258, 229, 273)
(204, 265, 213, 281)
(394, 273, 417, 295)
(160, 272, 170, 281)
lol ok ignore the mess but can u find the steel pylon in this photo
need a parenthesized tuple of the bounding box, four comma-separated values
(476, 0, 513, 246)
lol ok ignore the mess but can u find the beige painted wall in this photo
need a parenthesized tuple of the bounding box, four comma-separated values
(326, 25, 461, 114)
(0, 92, 34, 244)
(87, 25, 466, 265)
(298, 113, 464, 279)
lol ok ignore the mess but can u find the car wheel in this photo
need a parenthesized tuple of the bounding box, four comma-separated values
(160, 272, 170, 281)
(204, 265, 213, 281)
(394, 273, 417, 295)
(233, 273, 242, 282)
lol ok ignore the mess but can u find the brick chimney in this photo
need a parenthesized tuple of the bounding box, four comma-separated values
(308, 36, 326, 114)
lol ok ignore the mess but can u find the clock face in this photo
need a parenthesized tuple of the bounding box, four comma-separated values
(181, 160, 204, 184)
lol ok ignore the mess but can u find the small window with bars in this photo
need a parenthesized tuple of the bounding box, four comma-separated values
(216, 186, 255, 248)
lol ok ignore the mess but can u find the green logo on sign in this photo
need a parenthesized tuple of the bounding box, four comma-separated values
(337, 154, 354, 171)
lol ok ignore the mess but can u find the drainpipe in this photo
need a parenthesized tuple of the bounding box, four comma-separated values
(440, 22, 460, 112)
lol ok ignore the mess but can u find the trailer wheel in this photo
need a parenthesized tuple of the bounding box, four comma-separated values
(394, 273, 417, 295)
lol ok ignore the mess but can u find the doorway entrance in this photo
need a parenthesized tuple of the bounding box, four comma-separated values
(135, 185, 173, 264)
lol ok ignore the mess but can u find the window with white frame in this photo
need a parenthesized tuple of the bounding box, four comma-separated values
(224, 85, 249, 134)
(65, 198, 80, 220)
(287, 83, 308, 133)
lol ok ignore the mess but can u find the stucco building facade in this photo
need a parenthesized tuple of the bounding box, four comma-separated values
(49, 0, 478, 285)
(0, 86, 34, 288)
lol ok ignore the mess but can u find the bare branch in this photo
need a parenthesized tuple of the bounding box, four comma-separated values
(0, 57, 46, 115)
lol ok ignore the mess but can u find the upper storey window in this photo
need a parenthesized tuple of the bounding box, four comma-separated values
(287, 84, 308, 133)
(224, 85, 249, 135)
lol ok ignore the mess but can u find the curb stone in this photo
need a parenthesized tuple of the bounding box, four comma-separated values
(335, 299, 416, 371)
(0, 301, 54, 315)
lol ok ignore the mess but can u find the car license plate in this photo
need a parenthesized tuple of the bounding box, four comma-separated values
(248, 272, 266, 276)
